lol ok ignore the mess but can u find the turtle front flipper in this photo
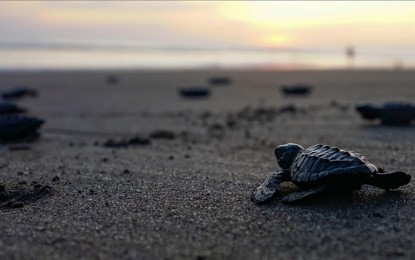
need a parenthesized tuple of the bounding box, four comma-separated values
(367, 172, 411, 190)
(251, 171, 284, 204)
(282, 184, 330, 204)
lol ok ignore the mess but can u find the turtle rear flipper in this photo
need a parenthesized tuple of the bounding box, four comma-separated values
(251, 171, 284, 204)
(368, 172, 411, 190)
(282, 184, 329, 204)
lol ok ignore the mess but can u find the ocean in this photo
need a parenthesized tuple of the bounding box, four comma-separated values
(0, 43, 412, 71)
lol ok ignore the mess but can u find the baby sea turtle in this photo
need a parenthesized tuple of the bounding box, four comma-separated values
(179, 87, 210, 98)
(356, 102, 415, 125)
(0, 115, 44, 141)
(252, 143, 411, 204)
(0, 102, 26, 115)
(1, 87, 38, 100)
(281, 84, 312, 96)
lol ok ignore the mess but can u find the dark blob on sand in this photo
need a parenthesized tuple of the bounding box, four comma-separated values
(106, 75, 119, 85)
(0, 102, 26, 115)
(356, 102, 415, 125)
(1, 87, 38, 100)
(103, 136, 151, 148)
(179, 87, 210, 98)
(149, 130, 175, 140)
(0, 115, 44, 141)
(281, 84, 312, 96)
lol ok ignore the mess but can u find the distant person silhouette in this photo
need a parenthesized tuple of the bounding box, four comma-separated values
(346, 45, 355, 69)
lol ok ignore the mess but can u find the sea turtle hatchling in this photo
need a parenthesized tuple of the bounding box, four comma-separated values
(0, 115, 44, 141)
(252, 143, 411, 204)
(356, 102, 415, 125)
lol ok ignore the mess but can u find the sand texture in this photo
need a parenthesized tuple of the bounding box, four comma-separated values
(0, 69, 414, 259)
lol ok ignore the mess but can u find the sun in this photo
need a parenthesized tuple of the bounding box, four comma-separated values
(262, 34, 294, 48)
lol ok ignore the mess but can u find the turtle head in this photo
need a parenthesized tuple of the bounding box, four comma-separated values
(274, 143, 304, 170)
(356, 103, 381, 120)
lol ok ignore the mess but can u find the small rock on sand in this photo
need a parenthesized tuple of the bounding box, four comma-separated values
(149, 130, 175, 140)
(179, 87, 210, 98)
(103, 136, 151, 148)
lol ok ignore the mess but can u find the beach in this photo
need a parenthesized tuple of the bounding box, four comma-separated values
(0, 69, 414, 259)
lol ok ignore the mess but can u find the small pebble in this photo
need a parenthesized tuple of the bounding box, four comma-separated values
(149, 130, 175, 140)
(373, 212, 384, 218)
(10, 202, 24, 208)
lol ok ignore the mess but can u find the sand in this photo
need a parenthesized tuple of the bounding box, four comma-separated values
(0, 69, 414, 259)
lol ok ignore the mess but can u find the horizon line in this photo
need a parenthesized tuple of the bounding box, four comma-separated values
(0, 41, 414, 57)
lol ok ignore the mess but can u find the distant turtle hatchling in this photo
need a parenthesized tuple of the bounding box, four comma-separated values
(356, 102, 415, 125)
(0, 102, 26, 115)
(281, 84, 312, 96)
(0, 115, 44, 141)
(1, 86, 38, 100)
(252, 143, 411, 204)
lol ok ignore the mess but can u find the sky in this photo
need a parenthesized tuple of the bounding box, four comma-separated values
(1, 1, 415, 51)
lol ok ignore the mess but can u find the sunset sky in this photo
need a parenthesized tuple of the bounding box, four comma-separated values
(1, 1, 415, 51)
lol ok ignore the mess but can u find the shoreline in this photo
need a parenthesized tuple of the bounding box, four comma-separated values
(0, 67, 412, 74)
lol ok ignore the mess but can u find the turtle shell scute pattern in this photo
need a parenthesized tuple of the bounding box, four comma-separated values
(290, 144, 378, 183)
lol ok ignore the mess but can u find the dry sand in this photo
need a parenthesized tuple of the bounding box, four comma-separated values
(0, 69, 414, 259)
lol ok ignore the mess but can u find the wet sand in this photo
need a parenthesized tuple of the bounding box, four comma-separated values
(0, 69, 414, 259)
